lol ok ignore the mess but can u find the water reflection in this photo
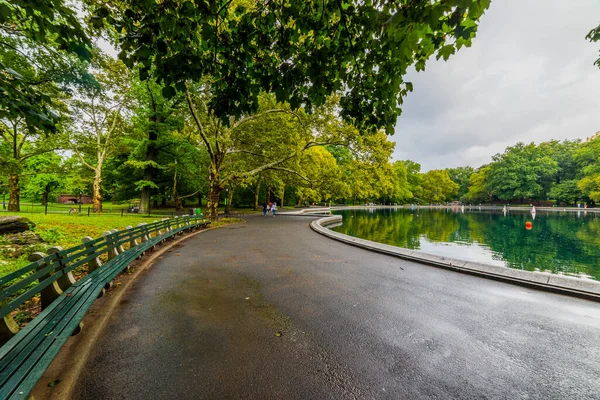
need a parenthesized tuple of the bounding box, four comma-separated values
(332, 208, 600, 280)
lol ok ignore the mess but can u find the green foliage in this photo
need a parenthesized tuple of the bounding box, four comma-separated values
(486, 142, 558, 201)
(587, 23, 600, 68)
(1, 1, 93, 133)
(420, 170, 459, 203)
(89, 0, 490, 133)
(447, 166, 474, 199)
(464, 167, 492, 202)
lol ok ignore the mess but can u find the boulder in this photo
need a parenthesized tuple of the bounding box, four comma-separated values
(6, 231, 44, 245)
(0, 216, 36, 234)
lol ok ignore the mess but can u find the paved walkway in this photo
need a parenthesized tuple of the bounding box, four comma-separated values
(76, 216, 600, 399)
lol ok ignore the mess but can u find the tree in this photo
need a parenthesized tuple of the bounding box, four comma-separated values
(486, 142, 558, 202)
(20, 152, 64, 205)
(447, 166, 474, 200)
(464, 166, 493, 202)
(399, 160, 423, 202)
(420, 170, 458, 203)
(549, 180, 581, 206)
(1, 1, 96, 211)
(391, 161, 413, 204)
(127, 78, 184, 213)
(71, 56, 132, 211)
(1, 0, 92, 133)
(185, 90, 377, 218)
(90, 0, 490, 133)
(575, 135, 600, 204)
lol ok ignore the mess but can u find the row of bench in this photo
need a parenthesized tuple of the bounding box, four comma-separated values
(0, 215, 209, 399)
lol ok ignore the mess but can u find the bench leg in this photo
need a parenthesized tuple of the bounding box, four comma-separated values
(71, 321, 83, 336)
(0, 315, 19, 343)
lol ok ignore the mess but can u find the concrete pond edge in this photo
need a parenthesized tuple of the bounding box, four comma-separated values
(311, 215, 600, 303)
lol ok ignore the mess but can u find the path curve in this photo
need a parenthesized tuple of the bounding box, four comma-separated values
(75, 215, 600, 399)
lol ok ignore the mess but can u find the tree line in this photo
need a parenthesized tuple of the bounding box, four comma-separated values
(1, 1, 598, 215)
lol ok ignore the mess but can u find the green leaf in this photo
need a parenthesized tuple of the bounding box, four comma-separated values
(162, 85, 176, 98)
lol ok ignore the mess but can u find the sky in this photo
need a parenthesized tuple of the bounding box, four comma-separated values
(392, 0, 600, 171)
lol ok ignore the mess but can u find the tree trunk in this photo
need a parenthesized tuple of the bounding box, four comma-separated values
(161, 197, 166, 207)
(173, 170, 183, 211)
(41, 184, 49, 206)
(174, 193, 182, 211)
(253, 181, 260, 211)
(8, 175, 19, 212)
(140, 130, 158, 213)
(280, 185, 285, 208)
(198, 192, 202, 207)
(226, 188, 233, 214)
(206, 168, 223, 220)
(265, 185, 270, 204)
(93, 167, 102, 212)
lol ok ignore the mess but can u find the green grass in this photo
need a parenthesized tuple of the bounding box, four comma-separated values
(0, 213, 169, 277)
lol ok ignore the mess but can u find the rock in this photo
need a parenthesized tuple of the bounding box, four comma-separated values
(0, 216, 35, 234)
(6, 231, 44, 245)
(0, 245, 23, 259)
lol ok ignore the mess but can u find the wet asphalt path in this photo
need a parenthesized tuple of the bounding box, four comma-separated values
(76, 215, 600, 399)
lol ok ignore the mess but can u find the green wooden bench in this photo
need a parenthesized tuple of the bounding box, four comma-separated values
(0, 215, 209, 399)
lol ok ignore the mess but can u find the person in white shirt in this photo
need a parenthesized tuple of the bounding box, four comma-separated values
(271, 202, 277, 216)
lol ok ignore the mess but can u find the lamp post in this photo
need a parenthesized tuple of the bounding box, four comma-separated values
(2, 190, 5, 210)
(79, 190, 83, 212)
(225, 187, 229, 214)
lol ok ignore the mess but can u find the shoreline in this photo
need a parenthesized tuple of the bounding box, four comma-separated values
(310, 215, 600, 302)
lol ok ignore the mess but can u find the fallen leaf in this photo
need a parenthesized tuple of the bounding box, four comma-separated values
(245, 297, 250, 300)
(275, 331, 283, 337)
(45, 331, 53, 337)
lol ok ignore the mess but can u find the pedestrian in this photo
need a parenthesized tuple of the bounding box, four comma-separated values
(262, 201, 268, 216)
(271, 201, 277, 217)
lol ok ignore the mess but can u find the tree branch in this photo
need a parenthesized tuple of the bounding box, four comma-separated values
(185, 85, 215, 159)
(231, 109, 290, 130)
(267, 167, 311, 183)
(73, 148, 96, 171)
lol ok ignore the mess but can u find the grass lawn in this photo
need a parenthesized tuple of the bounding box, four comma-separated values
(0, 214, 162, 277)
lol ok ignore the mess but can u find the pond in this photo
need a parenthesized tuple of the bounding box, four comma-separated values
(331, 208, 600, 280)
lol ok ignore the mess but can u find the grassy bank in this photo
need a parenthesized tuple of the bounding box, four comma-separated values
(0, 214, 159, 277)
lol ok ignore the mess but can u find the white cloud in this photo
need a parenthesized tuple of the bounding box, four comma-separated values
(392, 0, 600, 171)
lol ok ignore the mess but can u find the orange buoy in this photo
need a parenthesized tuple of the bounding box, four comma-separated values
(525, 221, 533, 230)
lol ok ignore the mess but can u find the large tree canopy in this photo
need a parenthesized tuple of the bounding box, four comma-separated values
(0, 0, 93, 132)
(89, 0, 490, 133)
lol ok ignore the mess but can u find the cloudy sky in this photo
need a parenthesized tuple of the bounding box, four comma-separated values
(392, 0, 600, 171)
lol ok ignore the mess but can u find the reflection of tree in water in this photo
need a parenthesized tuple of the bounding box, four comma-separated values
(333, 209, 600, 280)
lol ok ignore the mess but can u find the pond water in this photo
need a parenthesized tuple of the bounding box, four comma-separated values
(331, 208, 600, 280)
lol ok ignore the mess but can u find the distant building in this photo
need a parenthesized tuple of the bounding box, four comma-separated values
(57, 194, 93, 204)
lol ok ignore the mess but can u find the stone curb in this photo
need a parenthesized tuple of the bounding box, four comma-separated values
(310, 215, 600, 303)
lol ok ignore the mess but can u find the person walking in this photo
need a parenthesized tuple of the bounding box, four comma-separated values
(271, 201, 277, 217)
(262, 201, 268, 216)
